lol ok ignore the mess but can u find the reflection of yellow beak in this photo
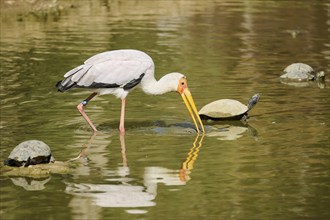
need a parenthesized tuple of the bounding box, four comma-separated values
(181, 88, 205, 133)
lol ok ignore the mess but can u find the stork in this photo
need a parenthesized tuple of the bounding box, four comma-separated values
(56, 49, 204, 134)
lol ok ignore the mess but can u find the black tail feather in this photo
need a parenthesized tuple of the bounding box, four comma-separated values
(56, 80, 67, 92)
(56, 78, 76, 92)
(56, 64, 89, 92)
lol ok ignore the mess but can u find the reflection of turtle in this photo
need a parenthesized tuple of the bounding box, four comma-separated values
(199, 94, 260, 121)
(280, 63, 325, 82)
(206, 122, 259, 141)
(10, 177, 51, 191)
(4, 140, 55, 167)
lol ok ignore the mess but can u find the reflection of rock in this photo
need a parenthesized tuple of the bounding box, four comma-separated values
(10, 176, 51, 191)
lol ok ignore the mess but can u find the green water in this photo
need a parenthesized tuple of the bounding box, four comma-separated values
(1, 0, 329, 219)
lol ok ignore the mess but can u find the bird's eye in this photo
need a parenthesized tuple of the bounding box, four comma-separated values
(181, 82, 185, 85)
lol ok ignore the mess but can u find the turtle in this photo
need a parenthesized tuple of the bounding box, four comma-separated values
(198, 94, 260, 121)
(280, 63, 325, 82)
(4, 140, 55, 167)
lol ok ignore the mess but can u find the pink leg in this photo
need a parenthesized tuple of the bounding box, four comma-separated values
(119, 99, 126, 133)
(77, 92, 98, 133)
(120, 133, 127, 166)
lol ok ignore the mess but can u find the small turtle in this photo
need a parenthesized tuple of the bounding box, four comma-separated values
(280, 63, 325, 82)
(199, 94, 260, 121)
(4, 140, 55, 167)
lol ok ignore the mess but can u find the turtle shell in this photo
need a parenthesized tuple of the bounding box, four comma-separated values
(280, 63, 315, 81)
(4, 140, 54, 167)
(198, 99, 248, 120)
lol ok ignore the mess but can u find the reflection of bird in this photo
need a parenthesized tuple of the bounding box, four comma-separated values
(179, 134, 204, 182)
(56, 49, 204, 133)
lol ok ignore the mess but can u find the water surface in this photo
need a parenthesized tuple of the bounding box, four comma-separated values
(1, 0, 329, 219)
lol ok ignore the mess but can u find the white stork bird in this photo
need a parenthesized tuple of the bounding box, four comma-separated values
(56, 49, 204, 133)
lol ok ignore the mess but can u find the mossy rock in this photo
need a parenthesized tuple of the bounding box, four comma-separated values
(1, 161, 77, 178)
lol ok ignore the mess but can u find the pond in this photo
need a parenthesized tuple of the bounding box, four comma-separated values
(1, 0, 329, 219)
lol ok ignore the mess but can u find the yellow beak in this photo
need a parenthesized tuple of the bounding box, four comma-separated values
(181, 88, 205, 133)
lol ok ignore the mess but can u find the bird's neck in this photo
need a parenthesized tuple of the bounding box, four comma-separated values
(141, 75, 175, 95)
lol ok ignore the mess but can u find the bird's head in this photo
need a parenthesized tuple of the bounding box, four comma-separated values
(169, 72, 205, 133)
(147, 72, 204, 133)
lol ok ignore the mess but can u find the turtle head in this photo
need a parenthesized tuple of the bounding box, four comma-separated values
(4, 158, 24, 167)
(247, 94, 261, 111)
(316, 71, 325, 81)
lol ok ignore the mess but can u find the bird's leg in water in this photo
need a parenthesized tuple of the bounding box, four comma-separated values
(77, 92, 98, 132)
(119, 99, 126, 133)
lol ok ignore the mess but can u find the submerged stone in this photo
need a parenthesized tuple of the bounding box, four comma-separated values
(1, 161, 73, 178)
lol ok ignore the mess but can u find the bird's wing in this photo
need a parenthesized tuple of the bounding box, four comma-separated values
(75, 59, 151, 88)
(63, 64, 85, 77)
(84, 51, 118, 65)
(84, 50, 151, 66)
